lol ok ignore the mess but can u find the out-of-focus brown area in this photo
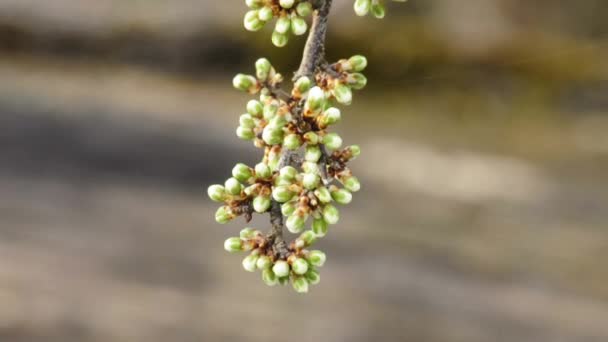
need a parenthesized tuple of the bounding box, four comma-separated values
(1, 1, 608, 341)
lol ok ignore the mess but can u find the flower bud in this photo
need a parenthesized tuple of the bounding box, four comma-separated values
(291, 16, 308, 36)
(296, 230, 317, 248)
(294, 76, 312, 94)
(279, 0, 295, 9)
(332, 84, 353, 105)
(348, 55, 368, 72)
(224, 237, 242, 253)
(348, 72, 367, 90)
(354, 0, 371, 16)
(253, 195, 271, 213)
(233, 73, 257, 92)
(272, 31, 289, 47)
(262, 268, 278, 286)
(292, 276, 309, 293)
(272, 185, 295, 203)
(306, 86, 325, 114)
(246, 0, 264, 9)
(239, 113, 256, 129)
(244, 10, 264, 31)
(279, 166, 298, 180)
(323, 133, 343, 151)
(283, 133, 302, 150)
(305, 145, 322, 162)
(236, 126, 255, 140)
(286, 213, 307, 233)
(319, 107, 341, 127)
(303, 131, 319, 145)
(312, 218, 328, 237)
(314, 186, 332, 203)
(232, 163, 253, 183)
(246, 99, 263, 118)
(322, 204, 340, 224)
(258, 6, 274, 21)
(371, 0, 386, 19)
(254, 162, 272, 179)
(307, 250, 326, 267)
(269, 114, 287, 128)
(272, 260, 290, 277)
(215, 206, 233, 224)
(242, 254, 259, 272)
(262, 126, 283, 145)
(207, 184, 226, 202)
(225, 177, 242, 195)
(331, 187, 353, 204)
(291, 258, 309, 275)
(305, 269, 321, 285)
(263, 102, 278, 120)
(301, 161, 319, 174)
(281, 201, 297, 216)
(302, 173, 320, 190)
(255, 58, 272, 81)
(296, 1, 313, 17)
(256, 255, 272, 269)
(341, 175, 361, 192)
(348, 145, 361, 158)
(240, 227, 257, 239)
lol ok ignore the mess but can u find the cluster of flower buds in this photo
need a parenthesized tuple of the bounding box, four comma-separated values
(354, 0, 407, 18)
(223, 227, 326, 292)
(243, 0, 314, 47)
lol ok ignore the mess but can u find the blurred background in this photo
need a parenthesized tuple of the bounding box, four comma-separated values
(1, 0, 608, 341)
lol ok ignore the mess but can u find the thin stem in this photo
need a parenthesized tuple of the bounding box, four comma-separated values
(268, 0, 333, 257)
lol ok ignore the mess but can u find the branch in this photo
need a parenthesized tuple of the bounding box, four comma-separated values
(269, 0, 333, 257)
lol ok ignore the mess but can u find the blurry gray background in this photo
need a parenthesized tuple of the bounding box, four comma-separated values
(1, 0, 608, 341)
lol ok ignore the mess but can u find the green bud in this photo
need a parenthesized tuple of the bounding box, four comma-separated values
(301, 161, 319, 174)
(215, 206, 233, 224)
(322, 204, 340, 224)
(256, 255, 272, 269)
(254, 162, 272, 179)
(244, 10, 264, 31)
(283, 133, 302, 150)
(242, 254, 259, 272)
(341, 175, 361, 192)
(371, 0, 386, 19)
(286, 213, 307, 233)
(239, 113, 256, 129)
(305, 145, 322, 162)
(272, 185, 295, 203)
(225, 177, 242, 195)
(348, 55, 368, 72)
(332, 84, 353, 105)
(255, 58, 272, 81)
(306, 86, 325, 113)
(240, 227, 257, 239)
(272, 260, 290, 277)
(292, 276, 309, 293)
(233, 73, 257, 92)
(302, 132, 319, 145)
(262, 268, 278, 286)
(207, 184, 226, 202)
(296, 1, 313, 17)
(354, 0, 371, 16)
(232, 163, 253, 183)
(281, 201, 297, 216)
(247, 99, 263, 118)
(236, 126, 255, 140)
(331, 187, 353, 204)
(291, 16, 308, 36)
(272, 31, 289, 47)
(323, 133, 343, 151)
(278, 276, 289, 286)
(294, 76, 312, 94)
(314, 186, 332, 203)
(253, 195, 271, 213)
(312, 218, 328, 237)
(269, 114, 287, 128)
(291, 258, 309, 275)
(279, 166, 298, 180)
(224, 237, 242, 253)
(305, 268, 321, 285)
(320, 107, 341, 127)
(279, 0, 295, 9)
(348, 72, 367, 90)
(246, 0, 264, 9)
(263, 102, 278, 120)
(348, 145, 361, 158)
(297, 230, 317, 248)
(307, 250, 327, 267)
(262, 126, 283, 145)
(302, 173, 320, 190)
(258, 6, 274, 21)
